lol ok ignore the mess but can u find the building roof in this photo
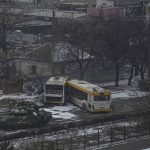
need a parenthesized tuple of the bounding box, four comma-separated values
(26, 9, 87, 19)
(20, 42, 92, 63)
(46, 76, 69, 85)
(67, 79, 111, 96)
(5, 8, 87, 20)
(22, 44, 52, 63)
(53, 42, 91, 63)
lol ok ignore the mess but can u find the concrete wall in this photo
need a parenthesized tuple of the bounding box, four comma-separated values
(88, 0, 96, 8)
(0, 79, 23, 94)
(14, 59, 53, 77)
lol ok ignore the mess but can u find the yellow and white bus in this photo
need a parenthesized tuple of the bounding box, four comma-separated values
(66, 80, 112, 112)
(44, 77, 112, 112)
(44, 76, 68, 104)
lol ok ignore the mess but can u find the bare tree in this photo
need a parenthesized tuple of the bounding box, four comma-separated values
(61, 21, 94, 80)
(95, 18, 129, 87)
(128, 20, 148, 85)
(0, 2, 24, 79)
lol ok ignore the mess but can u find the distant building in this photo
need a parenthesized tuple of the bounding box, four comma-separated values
(88, 0, 96, 8)
(87, 0, 150, 19)
(96, 0, 114, 7)
(12, 43, 92, 79)
(13, 44, 53, 78)
(87, 6, 125, 19)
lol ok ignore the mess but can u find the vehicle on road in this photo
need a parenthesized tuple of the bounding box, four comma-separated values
(44, 77, 112, 112)
(44, 76, 68, 104)
(66, 79, 112, 112)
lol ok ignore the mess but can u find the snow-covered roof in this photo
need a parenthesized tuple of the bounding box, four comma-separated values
(54, 42, 92, 63)
(4, 8, 87, 20)
(18, 20, 52, 27)
(67, 79, 110, 95)
(18, 42, 92, 63)
(26, 9, 87, 19)
(46, 76, 69, 85)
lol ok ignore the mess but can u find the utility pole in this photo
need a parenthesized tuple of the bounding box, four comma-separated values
(51, 2, 56, 76)
(147, 5, 150, 78)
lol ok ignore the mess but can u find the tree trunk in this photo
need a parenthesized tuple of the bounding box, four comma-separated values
(80, 72, 84, 80)
(128, 65, 134, 86)
(138, 65, 145, 81)
(101, 57, 105, 69)
(115, 60, 119, 87)
(140, 72, 144, 81)
(79, 61, 85, 80)
(134, 65, 139, 76)
(148, 46, 150, 78)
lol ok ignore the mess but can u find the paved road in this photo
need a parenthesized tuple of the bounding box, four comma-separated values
(94, 136, 150, 150)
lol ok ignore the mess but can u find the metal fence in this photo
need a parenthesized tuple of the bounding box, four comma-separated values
(52, 121, 150, 150)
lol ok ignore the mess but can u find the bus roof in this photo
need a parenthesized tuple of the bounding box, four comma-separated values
(67, 79, 110, 96)
(46, 76, 69, 85)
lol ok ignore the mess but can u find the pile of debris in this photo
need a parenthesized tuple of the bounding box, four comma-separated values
(0, 98, 52, 130)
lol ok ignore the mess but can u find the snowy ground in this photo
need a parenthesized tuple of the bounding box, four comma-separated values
(0, 79, 149, 121)
(99, 79, 149, 99)
(0, 79, 149, 149)
(42, 105, 80, 120)
(0, 94, 43, 106)
(42, 79, 149, 120)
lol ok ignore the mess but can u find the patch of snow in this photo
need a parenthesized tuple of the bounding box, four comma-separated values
(98, 79, 150, 100)
(52, 112, 76, 119)
(46, 105, 79, 112)
(112, 90, 149, 100)
(6, 130, 26, 135)
(0, 94, 43, 106)
(33, 112, 38, 116)
(42, 105, 79, 120)
(114, 121, 137, 126)
(142, 148, 150, 150)
(0, 94, 36, 101)
(99, 79, 129, 87)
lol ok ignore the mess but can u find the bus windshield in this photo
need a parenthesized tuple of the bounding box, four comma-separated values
(46, 85, 63, 95)
(94, 95, 110, 101)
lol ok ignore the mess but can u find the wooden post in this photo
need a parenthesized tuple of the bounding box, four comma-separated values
(97, 127, 100, 147)
(55, 138, 57, 149)
(123, 125, 126, 141)
(148, 47, 150, 78)
(70, 136, 72, 149)
(137, 122, 139, 138)
(147, 18, 150, 78)
(149, 121, 150, 135)
(84, 130, 86, 149)
(111, 127, 113, 143)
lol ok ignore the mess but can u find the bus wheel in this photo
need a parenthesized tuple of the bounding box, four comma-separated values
(82, 103, 86, 112)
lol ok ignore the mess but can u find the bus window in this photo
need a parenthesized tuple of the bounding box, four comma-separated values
(67, 86, 87, 100)
(94, 95, 110, 101)
(46, 85, 63, 95)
